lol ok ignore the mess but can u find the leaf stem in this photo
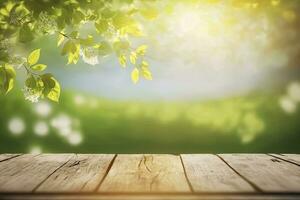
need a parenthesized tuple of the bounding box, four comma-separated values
(58, 31, 70, 38)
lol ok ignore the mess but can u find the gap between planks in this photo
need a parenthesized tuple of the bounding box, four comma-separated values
(215, 154, 263, 193)
(268, 154, 300, 167)
(0, 154, 22, 163)
(94, 154, 118, 192)
(32, 154, 75, 192)
(179, 155, 194, 193)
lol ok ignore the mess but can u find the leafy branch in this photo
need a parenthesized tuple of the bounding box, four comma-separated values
(0, 0, 159, 102)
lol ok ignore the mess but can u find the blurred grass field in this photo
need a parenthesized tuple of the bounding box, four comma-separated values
(1, 87, 300, 154)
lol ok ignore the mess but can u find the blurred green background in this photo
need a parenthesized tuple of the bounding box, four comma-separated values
(1, 86, 300, 153)
(1, 1, 300, 153)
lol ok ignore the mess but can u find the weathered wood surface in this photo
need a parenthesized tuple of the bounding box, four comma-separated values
(0, 154, 73, 192)
(0, 154, 299, 200)
(36, 154, 115, 192)
(219, 154, 300, 192)
(269, 154, 300, 166)
(99, 154, 190, 192)
(181, 154, 255, 192)
(0, 154, 20, 162)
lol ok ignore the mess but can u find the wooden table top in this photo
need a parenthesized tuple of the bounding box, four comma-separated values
(0, 154, 299, 200)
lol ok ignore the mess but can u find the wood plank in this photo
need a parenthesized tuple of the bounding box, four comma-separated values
(181, 154, 255, 192)
(219, 154, 300, 192)
(99, 154, 190, 192)
(269, 154, 300, 166)
(0, 154, 20, 162)
(36, 154, 115, 192)
(0, 154, 73, 192)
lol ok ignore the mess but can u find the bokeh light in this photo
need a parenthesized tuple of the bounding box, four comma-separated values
(7, 117, 25, 136)
(33, 121, 49, 137)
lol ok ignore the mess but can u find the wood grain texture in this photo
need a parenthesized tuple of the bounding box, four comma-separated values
(181, 154, 255, 192)
(270, 154, 300, 165)
(0, 154, 20, 162)
(0, 154, 72, 192)
(99, 154, 190, 192)
(219, 154, 300, 192)
(1, 194, 300, 200)
(36, 154, 115, 192)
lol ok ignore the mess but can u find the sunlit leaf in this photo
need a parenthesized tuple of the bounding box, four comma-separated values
(41, 73, 60, 102)
(130, 52, 137, 64)
(80, 35, 94, 47)
(97, 41, 112, 56)
(118, 54, 127, 68)
(95, 19, 108, 33)
(0, 64, 16, 94)
(140, 7, 158, 20)
(31, 64, 47, 71)
(136, 45, 147, 56)
(28, 49, 40, 66)
(141, 60, 149, 68)
(57, 34, 65, 47)
(131, 67, 139, 84)
(142, 67, 152, 80)
(125, 24, 143, 37)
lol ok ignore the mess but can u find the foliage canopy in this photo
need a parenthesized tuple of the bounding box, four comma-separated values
(0, 0, 157, 102)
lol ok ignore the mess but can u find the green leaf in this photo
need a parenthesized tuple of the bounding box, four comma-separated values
(41, 73, 60, 102)
(101, 8, 116, 19)
(47, 78, 60, 102)
(28, 49, 40, 66)
(140, 7, 158, 20)
(57, 34, 65, 47)
(0, 64, 16, 94)
(79, 35, 94, 46)
(97, 41, 112, 56)
(61, 40, 72, 56)
(113, 40, 130, 52)
(73, 10, 85, 24)
(112, 13, 134, 29)
(19, 25, 34, 43)
(5, 64, 16, 94)
(0, 66, 6, 94)
(131, 67, 139, 84)
(95, 19, 108, 33)
(130, 52, 137, 64)
(25, 75, 36, 88)
(70, 31, 79, 39)
(68, 52, 80, 64)
(141, 60, 149, 68)
(125, 24, 143, 37)
(118, 54, 127, 68)
(136, 45, 147, 56)
(142, 67, 152, 80)
(31, 64, 47, 71)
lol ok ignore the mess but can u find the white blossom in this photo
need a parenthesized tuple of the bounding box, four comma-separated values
(80, 47, 99, 65)
(35, 12, 57, 35)
(22, 86, 41, 103)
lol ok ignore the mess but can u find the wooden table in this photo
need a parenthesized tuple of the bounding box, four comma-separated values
(0, 154, 299, 200)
